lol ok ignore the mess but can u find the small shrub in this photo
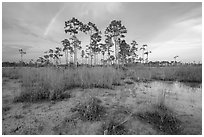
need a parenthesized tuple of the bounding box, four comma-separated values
(136, 105, 182, 135)
(71, 97, 106, 121)
(102, 120, 128, 135)
(14, 114, 24, 119)
(2, 105, 11, 114)
(124, 78, 134, 84)
(100, 106, 131, 135)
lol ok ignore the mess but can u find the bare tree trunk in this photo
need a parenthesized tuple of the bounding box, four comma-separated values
(94, 53, 96, 66)
(123, 58, 125, 67)
(91, 55, 93, 67)
(66, 50, 69, 67)
(70, 53, 73, 66)
(21, 54, 23, 63)
(114, 37, 117, 65)
(65, 51, 67, 67)
(74, 47, 77, 67)
(142, 50, 144, 64)
(103, 54, 105, 66)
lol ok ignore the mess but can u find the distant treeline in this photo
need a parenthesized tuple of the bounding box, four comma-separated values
(2, 61, 201, 68)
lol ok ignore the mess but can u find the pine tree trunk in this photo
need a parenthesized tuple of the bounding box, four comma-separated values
(91, 55, 93, 67)
(114, 38, 117, 65)
(66, 50, 69, 67)
(74, 47, 77, 67)
(64, 52, 66, 66)
(103, 54, 105, 66)
(20, 54, 23, 67)
(94, 53, 96, 66)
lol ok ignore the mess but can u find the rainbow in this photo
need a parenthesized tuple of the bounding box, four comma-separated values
(44, 5, 66, 36)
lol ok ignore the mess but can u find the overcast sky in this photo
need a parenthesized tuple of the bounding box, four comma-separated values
(2, 2, 202, 63)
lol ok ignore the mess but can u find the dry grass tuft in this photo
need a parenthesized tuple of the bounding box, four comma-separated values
(71, 97, 106, 121)
(136, 104, 182, 135)
(2, 105, 11, 114)
(102, 120, 128, 135)
(100, 105, 132, 135)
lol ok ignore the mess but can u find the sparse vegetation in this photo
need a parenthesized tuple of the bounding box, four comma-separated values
(71, 97, 106, 121)
(101, 106, 132, 135)
(136, 104, 182, 135)
(2, 10, 202, 135)
(2, 106, 11, 114)
(3, 64, 201, 103)
(101, 119, 128, 135)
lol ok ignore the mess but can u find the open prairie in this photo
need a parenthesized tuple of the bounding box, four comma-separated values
(2, 2, 202, 135)
(2, 66, 202, 135)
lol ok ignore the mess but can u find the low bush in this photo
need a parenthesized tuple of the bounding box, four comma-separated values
(71, 97, 106, 121)
(100, 105, 132, 135)
(136, 105, 182, 135)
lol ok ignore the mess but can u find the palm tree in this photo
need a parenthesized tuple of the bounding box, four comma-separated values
(19, 49, 26, 63)
(105, 20, 127, 65)
(140, 44, 147, 63)
(61, 39, 71, 67)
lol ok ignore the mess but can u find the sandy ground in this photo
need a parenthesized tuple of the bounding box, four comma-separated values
(2, 77, 202, 135)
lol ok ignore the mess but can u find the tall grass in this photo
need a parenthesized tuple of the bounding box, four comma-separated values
(2, 67, 23, 79)
(126, 66, 202, 83)
(3, 65, 201, 102)
(12, 67, 122, 102)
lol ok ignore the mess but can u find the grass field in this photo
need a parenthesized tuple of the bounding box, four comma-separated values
(2, 65, 202, 135)
(125, 65, 202, 83)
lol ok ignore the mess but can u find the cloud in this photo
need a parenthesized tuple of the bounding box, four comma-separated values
(2, 44, 33, 61)
(2, 2, 202, 63)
